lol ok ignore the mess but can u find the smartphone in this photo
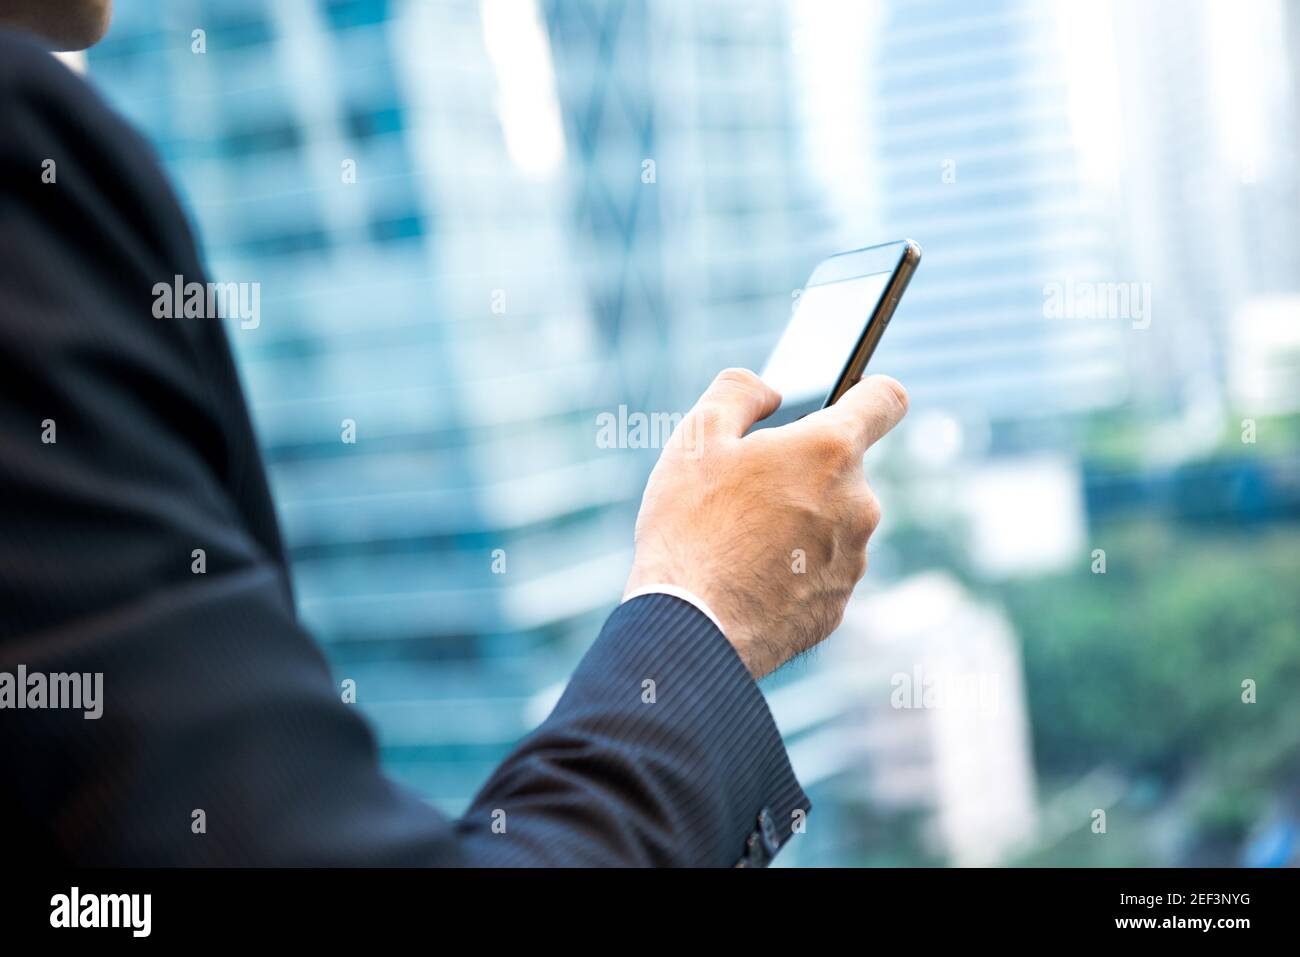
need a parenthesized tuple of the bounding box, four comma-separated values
(757, 239, 920, 428)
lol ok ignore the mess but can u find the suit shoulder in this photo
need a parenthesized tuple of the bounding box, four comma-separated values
(0, 27, 159, 170)
(0, 28, 89, 113)
(0, 27, 202, 274)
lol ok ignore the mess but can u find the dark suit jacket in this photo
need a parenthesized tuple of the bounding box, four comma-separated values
(0, 29, 808, 866)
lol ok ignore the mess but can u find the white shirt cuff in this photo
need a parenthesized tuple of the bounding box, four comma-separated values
(621, 584, 726, 637)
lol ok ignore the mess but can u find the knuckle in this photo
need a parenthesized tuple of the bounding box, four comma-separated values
(852, 548, 869, 580)
(714, 367, 762, 391)
(810, 425, 856, 466)
(692, 405, 724, 436)
(712, 366, 759, 395)
(837, 485, 879, 547)
(861, 488, 883, 531)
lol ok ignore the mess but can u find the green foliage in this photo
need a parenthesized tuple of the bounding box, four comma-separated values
(994, 521, 1300, 783)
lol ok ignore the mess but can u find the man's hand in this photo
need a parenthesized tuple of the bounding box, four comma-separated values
(624, 368, 908, 678)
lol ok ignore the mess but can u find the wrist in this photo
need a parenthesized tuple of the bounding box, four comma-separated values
(624, 564, 769, 678)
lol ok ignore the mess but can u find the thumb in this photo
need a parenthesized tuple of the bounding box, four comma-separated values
(817, 374, 909, 453)
(691, 368, 782, 438)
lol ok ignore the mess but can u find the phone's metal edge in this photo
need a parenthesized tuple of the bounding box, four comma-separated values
(807, 238, 917, 287)
(823, 239, 922, 407)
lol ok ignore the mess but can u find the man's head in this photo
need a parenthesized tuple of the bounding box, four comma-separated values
(0, 0, 112, 51)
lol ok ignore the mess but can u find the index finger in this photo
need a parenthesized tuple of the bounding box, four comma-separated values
(690, 368, 783, 439)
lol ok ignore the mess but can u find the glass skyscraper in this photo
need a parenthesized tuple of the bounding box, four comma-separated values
(87, 0, 824, 816)
(83, 0, 1300, 866)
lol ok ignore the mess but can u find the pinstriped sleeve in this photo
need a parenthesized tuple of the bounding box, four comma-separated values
(457, 593, 811, 866)
(0, 31, 808, 867)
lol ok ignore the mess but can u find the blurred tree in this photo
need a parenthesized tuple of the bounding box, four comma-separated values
(997, 521, 1300, 783)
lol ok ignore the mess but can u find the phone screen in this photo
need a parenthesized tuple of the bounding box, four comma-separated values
(760, 268, 892, 413)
